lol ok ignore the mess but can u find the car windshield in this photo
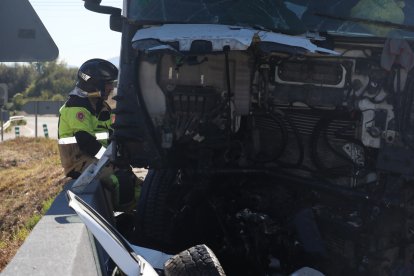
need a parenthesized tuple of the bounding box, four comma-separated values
(128, 0, 414, 38)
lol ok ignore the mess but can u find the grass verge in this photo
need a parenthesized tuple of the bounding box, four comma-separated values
(0, 137, 68, 271)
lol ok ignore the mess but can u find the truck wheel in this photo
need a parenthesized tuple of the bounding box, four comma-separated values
(134, 169, 181, 250)
(164, 244, 226, 276)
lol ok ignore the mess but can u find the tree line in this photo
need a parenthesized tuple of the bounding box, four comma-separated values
(0, 61, 78, 111)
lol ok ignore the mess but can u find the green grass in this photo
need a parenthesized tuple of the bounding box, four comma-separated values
(41, 197, 55, 213)
(24, 214, 42, 231)
(14, 228, 30, 242)
(13, 196, 56, 242)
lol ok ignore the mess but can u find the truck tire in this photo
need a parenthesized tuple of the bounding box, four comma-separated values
(134, 169, 181, 250)
(164, 244, 226, 276)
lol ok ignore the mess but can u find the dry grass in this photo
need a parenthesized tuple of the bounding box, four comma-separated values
(0, 137, 68, 271)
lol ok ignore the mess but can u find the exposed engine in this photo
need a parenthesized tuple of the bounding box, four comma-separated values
(116, 42, 414, 275)
(137, 46, 413, 185)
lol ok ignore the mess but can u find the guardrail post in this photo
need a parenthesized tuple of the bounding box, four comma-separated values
(43, 124, 49, 138)
(15, 126, 20, 137)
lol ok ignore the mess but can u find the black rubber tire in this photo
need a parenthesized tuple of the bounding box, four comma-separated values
(134, 169, 180, 250)
(164, 244, 226, 276)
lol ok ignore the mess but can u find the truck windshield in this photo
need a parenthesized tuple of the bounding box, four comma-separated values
(128, 0, 414, 39)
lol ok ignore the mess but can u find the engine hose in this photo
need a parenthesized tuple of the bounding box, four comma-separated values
(393, 68, 403, 133)
(402, 76, 413, 127)
(272, 111, 305, 167)
(223, 46, 233, 141)
(206, 168, 403, 209)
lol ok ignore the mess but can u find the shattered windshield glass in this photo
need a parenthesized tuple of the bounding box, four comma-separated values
(128, 0, 414, 38)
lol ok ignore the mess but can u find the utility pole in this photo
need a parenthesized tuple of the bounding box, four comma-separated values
(35, 101, 38, 138)
(0, 84, 7, 142)
(0, 107, 3, 142)
(0, 99, 4, 142)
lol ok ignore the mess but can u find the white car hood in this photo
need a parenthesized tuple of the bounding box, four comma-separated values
(67, 191, 171, 276)
(132, 24, 338, 55)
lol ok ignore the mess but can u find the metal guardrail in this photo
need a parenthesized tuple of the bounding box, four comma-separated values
(10, 115, 24, 121)
(1, 115, 25, 132)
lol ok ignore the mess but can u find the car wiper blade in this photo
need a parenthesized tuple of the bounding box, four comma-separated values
(249, 24, 302, 35)
(131, 20, 188, 26)
(314, 12, 414, 32)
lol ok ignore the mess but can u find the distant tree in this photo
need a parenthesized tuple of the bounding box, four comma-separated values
(0, 61, 78, 111)
(23, 61, 77, 99)
(11, 93, 24, 110)
(0, 63, 37, 99)
(51, 94, 65, 101)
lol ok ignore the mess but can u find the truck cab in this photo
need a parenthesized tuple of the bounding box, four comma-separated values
(84, 1, 414, 275)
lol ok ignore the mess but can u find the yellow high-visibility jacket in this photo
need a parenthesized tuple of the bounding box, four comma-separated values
(58, 92, 112, 177)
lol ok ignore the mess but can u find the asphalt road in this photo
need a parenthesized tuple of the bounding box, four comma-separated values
(1, 115, 59, 141)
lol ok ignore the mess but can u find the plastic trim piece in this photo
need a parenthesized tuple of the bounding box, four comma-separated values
(132, 24, 339, 55)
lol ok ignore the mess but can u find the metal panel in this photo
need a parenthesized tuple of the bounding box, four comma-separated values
(1, 111, 9, 122)
(0, 0, 59, 62)
(22, 101, 65, 115)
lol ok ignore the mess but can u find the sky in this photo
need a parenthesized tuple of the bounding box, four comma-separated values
(28, 0, 122, 67)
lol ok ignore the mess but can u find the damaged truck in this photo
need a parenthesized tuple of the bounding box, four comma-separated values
(80, 0, 414, 275)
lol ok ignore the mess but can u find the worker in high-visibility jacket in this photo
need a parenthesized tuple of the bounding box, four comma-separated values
(58, 58, 140, 212)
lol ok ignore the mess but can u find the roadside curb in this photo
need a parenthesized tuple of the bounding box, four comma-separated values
(2, 180, 111, 275)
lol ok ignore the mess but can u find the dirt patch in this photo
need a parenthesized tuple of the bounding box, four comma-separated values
(0, 138, 68, 271)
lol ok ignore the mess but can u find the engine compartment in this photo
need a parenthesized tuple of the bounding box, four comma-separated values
(115, 39, 414, 275)
(136, 44, 414, 185)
